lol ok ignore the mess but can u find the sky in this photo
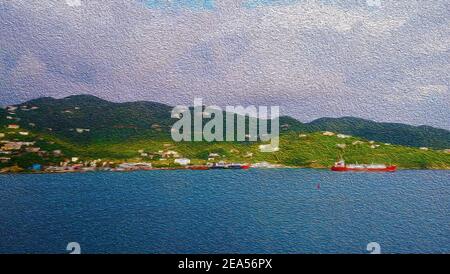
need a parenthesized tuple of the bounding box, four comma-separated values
(0, 0, 449, 129)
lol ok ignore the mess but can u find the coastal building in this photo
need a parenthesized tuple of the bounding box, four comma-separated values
(53, 150, 62, 156)
(336, 144, 347, 149)
(26, 147, 41, 153)
(151, 124, 162, 130)
(76, 128, 90, 133)
(161, 150, 180, 158)
(7, 124, 20, 129)
(352, 141, 364, 145)
(337, 134, 351, 139)
(19, 131, 29, 136)
(322, 131, 335, 136)
(31, 164, 42, 171)
(420, 147, 429, 151)
(6, 106, 18, 111)
(71, 157, 80, 162)
(244, 152, 253, 158)
(281, 124, 290, 130)
(299, 134, 307, 138)
(0, 157, 11, 163)
(21, 142, 35, 146)
(174, 158, 191, 166)
(1, 142, 22, 150)
(259, 144, 279, 152)
(38, 151, 48, 157)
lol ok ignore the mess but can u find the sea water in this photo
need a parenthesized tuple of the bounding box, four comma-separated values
(0, 169, 448, 254)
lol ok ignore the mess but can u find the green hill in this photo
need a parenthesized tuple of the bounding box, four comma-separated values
(0, 95, 449, 171)
(6, 95, 449, 149)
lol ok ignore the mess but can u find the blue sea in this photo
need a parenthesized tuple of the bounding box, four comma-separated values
(0, 169, 448, 254)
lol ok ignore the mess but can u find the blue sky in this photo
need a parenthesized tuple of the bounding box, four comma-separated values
(0, 0, 449, 129)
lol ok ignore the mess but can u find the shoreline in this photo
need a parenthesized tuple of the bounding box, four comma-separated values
(1, 166, 450, 175)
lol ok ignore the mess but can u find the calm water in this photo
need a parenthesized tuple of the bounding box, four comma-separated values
(0, 169, 448, 254)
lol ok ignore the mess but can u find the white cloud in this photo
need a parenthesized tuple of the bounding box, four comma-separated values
(66, 0, 82, 7)
(418, 85, 448, 95)
(0, 0, 449, 129)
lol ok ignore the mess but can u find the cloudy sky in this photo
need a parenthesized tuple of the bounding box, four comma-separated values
(0, 0, 449, 129)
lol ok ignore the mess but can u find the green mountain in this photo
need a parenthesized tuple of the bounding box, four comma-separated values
(7, 95, 450, 149)
(10, 95, 176, 144)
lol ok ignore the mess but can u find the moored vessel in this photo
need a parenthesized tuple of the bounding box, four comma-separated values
(208, 162, 250, 170)
(331, 160, 396, 172)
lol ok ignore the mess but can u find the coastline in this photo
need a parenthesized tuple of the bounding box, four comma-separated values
(1, 165, 449, 175)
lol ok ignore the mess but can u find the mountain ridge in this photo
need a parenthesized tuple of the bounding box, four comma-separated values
(4, 94, 450, 149)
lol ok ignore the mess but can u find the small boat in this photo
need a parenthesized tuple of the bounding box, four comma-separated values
(208, 162, 250, 170)
(331, 160, 396, 172)
(209, 162, 228, 169)
(227, 163, 250, 170)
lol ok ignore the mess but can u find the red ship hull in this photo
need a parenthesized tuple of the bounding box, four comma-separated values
(331, 166, 397, 172)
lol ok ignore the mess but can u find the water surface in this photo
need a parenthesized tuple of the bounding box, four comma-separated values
(0, 169, 448, 254)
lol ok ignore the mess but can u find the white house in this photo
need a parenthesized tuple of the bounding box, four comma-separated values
(337, 134, 351, 139)
(244, 152, 253, 158)
(76, 128, 90, 133)
(162, 150, 180, 158)
(174, 158, 191, 166)
(259, 144, 279, 152)
(0, 157, 11, 163)
(6, 106, 18, 111)
(322, 131, 335, 136)
(352, 141, 364, 145)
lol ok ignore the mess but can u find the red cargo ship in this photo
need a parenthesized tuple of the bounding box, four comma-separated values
(331, 160, 397, 172)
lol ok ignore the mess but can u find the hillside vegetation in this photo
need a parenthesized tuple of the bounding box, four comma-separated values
(1, 95, 449, 171)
